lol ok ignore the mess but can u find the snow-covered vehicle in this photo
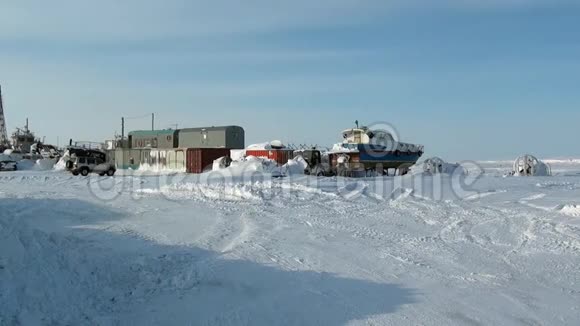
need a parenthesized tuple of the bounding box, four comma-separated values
(0, 159, 17, 171)
(70, 156, 116, 176)
(293, 149, 334, 176)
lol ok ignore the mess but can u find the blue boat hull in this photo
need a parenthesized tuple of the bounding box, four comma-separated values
(330, 144, 423, 175)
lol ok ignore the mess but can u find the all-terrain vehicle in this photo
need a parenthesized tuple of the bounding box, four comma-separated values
(70, 156, 116, 176)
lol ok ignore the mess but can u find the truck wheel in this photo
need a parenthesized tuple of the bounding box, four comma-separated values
(107, 169, 116, 176)
(80, 168, 90, 176)
(72, 171, 79, 176)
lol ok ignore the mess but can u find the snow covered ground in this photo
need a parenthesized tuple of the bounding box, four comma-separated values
(1, 160, 579, 325)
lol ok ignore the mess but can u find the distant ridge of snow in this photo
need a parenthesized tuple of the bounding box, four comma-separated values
(477, 160, 514, 164)
(544, 158, 580, 164)
(478, 158, 580, 164)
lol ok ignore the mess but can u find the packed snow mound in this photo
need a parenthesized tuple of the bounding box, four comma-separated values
(2, 158, 58, 171)
(282, 156, 308, 175)
(230, 149, 246, 161)
(212, 155, 306, 177)
(35, 159, 58, 171)
(246, 143, 269, 150)
(410, 157, 466, 175)
(247, 140, 287, 150)
(54, 157, 68, 171)
(212, 156, 232, 171)
(54, 152, 73, 171)
(558, 204, 580, 217)
(221, 156, 282, 175)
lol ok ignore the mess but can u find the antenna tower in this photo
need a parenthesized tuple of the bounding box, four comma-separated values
(0, 85, 10, 147)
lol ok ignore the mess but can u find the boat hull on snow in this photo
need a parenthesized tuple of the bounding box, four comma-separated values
(328, 127, 424, 176)
(329, 145, 422, 176)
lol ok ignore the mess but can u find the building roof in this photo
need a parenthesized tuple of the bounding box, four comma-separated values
(128, 130, 177, 137)
(178, 126, 244, 133)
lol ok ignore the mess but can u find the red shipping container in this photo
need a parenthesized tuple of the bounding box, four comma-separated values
(186, 148, 231, 174)
(245, 149, 293, 166)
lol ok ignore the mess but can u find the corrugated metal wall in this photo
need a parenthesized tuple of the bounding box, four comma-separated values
(129, 130, 178, 149)
(178, 126, 244, 149)
(186, 148, 231, 173)
(114, 148, 150, 169)
(245, 149, 293, 166)
(115, 147, 233, 174)
(146, 149, 187, 172)
(127, 127, 244, 150)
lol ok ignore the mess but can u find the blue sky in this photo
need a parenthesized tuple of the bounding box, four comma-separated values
(0, 0, 579, 160)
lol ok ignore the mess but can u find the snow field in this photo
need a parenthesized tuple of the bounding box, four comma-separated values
(0, 161, 579, 325)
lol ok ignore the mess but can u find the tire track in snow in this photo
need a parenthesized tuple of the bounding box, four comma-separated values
(220, 211, 254, 254)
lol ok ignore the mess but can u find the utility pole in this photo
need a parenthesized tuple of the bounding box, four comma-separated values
(152, 113, 155, 131)
(121, 117, 125, 148)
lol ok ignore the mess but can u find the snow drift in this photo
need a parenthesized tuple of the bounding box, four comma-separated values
(558, 204, 580, 217)
(212, 155, 307, 177)
(246, 140, 287, 150)
(411, 157, 466, 175)
(0, 155, 57, 171)
(282, 156, 308, 175)
(2, 160, 580, 325)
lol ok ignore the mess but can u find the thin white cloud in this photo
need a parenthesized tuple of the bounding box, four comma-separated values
(0, 56, 393, 100)
(0, 0, 387, 41)
(2, 0, 573, 42)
